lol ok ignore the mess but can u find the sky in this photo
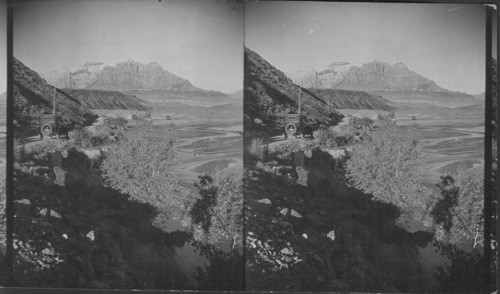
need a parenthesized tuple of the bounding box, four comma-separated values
(13, 0, 244, 93)
(246, 2, 489, 95)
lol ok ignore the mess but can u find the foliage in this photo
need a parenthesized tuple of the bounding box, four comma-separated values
(433, 241, 483, 293)
(105, 116, 128, 127)
(316, 127, 356, 149)
(101, 119, 183, 210)
(345, 121, 430, 210)
(432, 169, 484, 248)
(189, 173, 243, 249)
(192, 241, 244, 291)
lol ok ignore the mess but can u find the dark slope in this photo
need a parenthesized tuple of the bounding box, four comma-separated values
(244, 48, 343, 136)
(14, 58, 97, 136)
(123, 89, 234, 106)
(62, 89, 150, 111)
(307, 88, 396, 111)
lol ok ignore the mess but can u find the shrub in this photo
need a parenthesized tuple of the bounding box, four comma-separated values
(189, 173, 243, 249)
(101, 120, 183, 210)
(248, 137, 264, 161)
(432, 169, 484, 248)
(106, 116, 128, 127)
(346, 121, 430, 210)
(316, 127, 356, 148)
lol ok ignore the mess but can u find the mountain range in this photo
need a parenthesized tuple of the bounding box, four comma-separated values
(42, 60, 234, 107)
(289, 60, 482, 107)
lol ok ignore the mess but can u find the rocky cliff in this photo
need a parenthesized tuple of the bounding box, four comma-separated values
(244, 48, 343, 135)
(14, 58, 97, 136)
(290, 60, 481, 107)
(44, 60, 198, 92)
(62, 89, 150, 111)
(43, 60, 233, 106)
(288, 62, 353, 89)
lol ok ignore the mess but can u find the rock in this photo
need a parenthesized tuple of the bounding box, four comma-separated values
(281, 247, 294, 255)
(15, 199, 31, 214)
(326, 230, 335, 241)
(280, 208, 302, 219)
(296, 166, 308, 186)
(39, 208, 48, 216)
(53, 166, 66, 186)
(86, 230, 95, 241)
(257, 198, 272, 205)
(302, 233, 308, 239)
(50, 210, 62, 219)
(41, 247, 55, 256)
(291, 209, 302, 218)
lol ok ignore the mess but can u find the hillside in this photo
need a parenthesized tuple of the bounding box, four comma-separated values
(307, 88, 396, 111)
(244, 48, 343, 136)
(62, 89, 150, 111)
(123, 89, 234, 107)
(14, 58, 97, 136)
(291, 60, 481, 107)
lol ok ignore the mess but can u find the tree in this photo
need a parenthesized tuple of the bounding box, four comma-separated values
(432, 169, 484, 249)
(101, 118, 183, 210)
(345, 121, 430, 211)
(188, 173, 243, 249)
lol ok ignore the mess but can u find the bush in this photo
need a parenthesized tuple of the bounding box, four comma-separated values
(352, 116, 374, 126)
(432, 169, 484, 248)
(316, 127, 356, 148)
(189, 173, 243, 249)
(106, 116, 128, 127)
(101, 120, 183, 210)
(346, 121, 430, 210)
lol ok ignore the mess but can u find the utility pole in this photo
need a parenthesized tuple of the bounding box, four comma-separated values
(53, 86, 56, 115)
(298, 83, 301, 116)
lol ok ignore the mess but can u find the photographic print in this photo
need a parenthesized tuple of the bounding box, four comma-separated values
(244, 2, 494, 292)
(11, 0, 243, 290)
